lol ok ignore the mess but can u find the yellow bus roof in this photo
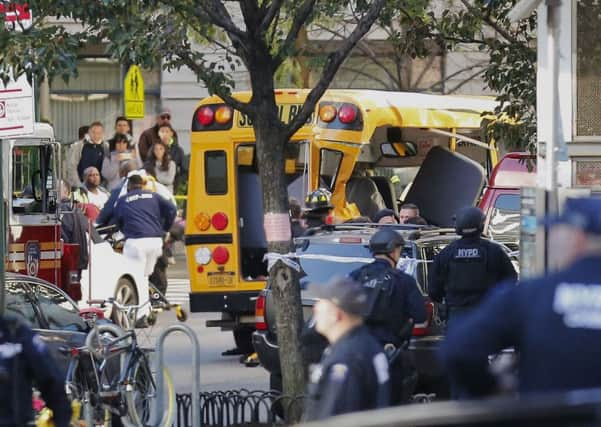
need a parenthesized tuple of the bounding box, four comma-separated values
(194, 89, 498, 135)
(319, 90, 498, 129)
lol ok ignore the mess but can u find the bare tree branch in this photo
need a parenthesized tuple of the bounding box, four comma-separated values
(260, 0, 284, 33)
(427, 61, 487, 92)
(275, 0, 317, 66)
(198, 33, 238, 57)
(168, 4, 241, 58)
(179, 55, 252, 116)
(240, 0, 262, 36)
(459, 0, 519, 45)
(339, 65, 393, 90)
(197, 0, 247, 39)
(313, 22, 400, 89)
(445, 69, 486, 94)
(411, 55, 437, 88)
(284, 0, 386, 139)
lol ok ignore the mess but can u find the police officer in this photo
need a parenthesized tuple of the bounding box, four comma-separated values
(96, 160, 137, 227)
(114, 173, 177, 278)
(440, 197, 601, 397)
(0, 315, 71, 426)
(304, 188, 334, 231)
(428, 206, 517, 328)
(350, 228, 426, 404)
(304, 277, 390, 421)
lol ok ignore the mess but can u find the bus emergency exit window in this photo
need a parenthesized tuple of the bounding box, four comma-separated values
(205, 150, 228, 195)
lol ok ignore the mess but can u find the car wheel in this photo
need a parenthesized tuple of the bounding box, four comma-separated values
(112, 277, 138, 328)
(233, 326, 255, 354)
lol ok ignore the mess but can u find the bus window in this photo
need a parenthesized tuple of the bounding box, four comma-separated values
(319, 149, 342, 191)
(205, 151, 228, 195)
(12, 145, 57, 214)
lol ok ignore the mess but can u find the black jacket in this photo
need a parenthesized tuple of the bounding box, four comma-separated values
(304, 325, 390, 421)
(0, 316, 71, 426)
(60, 201, 89, 270)
(428, 236, 517, 308)
(440, 256, 601, 396)
(350, 259, 427, 345)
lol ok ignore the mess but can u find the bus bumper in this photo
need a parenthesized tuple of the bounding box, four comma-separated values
(189, 291, 259, 314)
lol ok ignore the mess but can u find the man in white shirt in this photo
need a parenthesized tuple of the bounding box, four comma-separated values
(82, 166, 109, 209)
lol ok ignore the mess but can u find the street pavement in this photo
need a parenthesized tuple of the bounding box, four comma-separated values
(144, 245, 269, 394)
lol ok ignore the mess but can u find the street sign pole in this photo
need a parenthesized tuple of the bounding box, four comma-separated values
(0, 146, 4, 316)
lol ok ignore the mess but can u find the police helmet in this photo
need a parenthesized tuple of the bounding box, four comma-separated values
(369, 228, 405, 254)
(454, 206, 485, 236)
(305, 188, 333, 212)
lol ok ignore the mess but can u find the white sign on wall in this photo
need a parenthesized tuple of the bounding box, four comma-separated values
(0, 3, 34, 138)
(0, 73, 35, 138)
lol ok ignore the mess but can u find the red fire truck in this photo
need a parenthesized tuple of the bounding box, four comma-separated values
(2, 123, 82, 299)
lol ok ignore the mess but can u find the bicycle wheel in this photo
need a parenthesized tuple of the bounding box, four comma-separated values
(123, 360, 175, 427)
(85, 323, 128, 359)
(65, 356, 102, 426)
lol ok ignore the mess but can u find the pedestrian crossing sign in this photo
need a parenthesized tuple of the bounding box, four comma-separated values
(124, 65, 145, 119)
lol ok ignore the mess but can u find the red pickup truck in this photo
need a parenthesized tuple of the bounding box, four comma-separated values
(479, 152, 536, 251)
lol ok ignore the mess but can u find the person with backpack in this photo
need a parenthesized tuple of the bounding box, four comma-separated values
(349, 228, 426, 404)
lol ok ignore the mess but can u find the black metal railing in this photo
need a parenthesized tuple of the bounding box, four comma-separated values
(175, 390, 305, 427)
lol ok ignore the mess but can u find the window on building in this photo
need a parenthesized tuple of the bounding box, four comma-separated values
(575, 0, 601, 138)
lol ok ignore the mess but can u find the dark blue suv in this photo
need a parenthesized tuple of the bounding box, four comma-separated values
(252, 226, 471, 397)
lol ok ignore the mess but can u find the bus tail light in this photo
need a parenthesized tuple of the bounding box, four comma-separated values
(215, 106, 233, 124)
(213, 246, 230, 265)
(212, 212, 229, 230)
(255, 293, 267, 330)
(195, 247, 212, 265)
(197, 106, 215, 126)
(338, 104, 358, 124)
(319, 105, 337, 122)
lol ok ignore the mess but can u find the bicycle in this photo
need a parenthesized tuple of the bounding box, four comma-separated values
(97, 224, 188, 327)
(64, 298, 176, 426)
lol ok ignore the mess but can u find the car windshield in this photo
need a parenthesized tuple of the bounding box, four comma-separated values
(297, 242, 372, 289)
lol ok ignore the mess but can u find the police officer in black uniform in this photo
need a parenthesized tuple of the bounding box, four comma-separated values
(349, 228, 426, 403)
(428, 206, 517, 328)
(304, 277, 390, 421)
(440, 197, 601, 397)
(0, 315, 71, 426)
(303, 188, 334, 232)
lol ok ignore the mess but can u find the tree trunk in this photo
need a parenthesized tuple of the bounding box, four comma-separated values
(253, 96, 306, 422)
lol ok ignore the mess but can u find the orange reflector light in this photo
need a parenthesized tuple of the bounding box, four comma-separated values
(213, 246, 230, 265)
(319, 105, 337, 122)
(215, 106, 233, 124)
(212, 212, 229, 230)
(339, 237, 362, 244)
(194, 212, 211, 231)
(255, 294, 267, 330)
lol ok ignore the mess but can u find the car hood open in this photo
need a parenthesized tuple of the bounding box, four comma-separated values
(404, 146, 486, 227)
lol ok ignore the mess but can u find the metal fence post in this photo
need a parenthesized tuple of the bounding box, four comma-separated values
(152, 324, 201, 427)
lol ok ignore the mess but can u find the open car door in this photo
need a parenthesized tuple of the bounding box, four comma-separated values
(404, 146, 486, 227)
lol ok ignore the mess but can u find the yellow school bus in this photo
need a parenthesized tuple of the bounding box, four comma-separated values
(185, 90, 315, 350)
(309, 90, 499, 225)
(186, 89, 498, 349)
